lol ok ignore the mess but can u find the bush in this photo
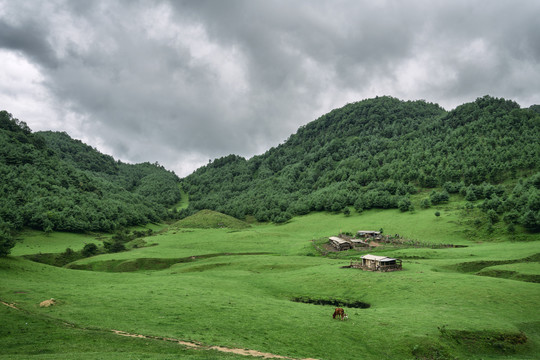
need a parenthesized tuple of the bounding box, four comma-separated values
(487, 209, 499, 224)
(0, 225, 15, 257)
(430, 190, 449, 205)
(82, 243, 99, 257)
(465, 188, 477, 201)
(104, 240, 126, 253)
(420, 198, 431, 209)
(398, 197, 411, 212)
(273, 212, 292, 224)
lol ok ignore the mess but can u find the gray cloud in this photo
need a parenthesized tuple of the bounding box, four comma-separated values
(0, 0, 539, 176)
(0, 18, 57, 68)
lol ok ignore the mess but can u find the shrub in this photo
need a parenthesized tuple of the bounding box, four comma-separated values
(430, 190, 449, 205)
(398, 197, 411, 212)
(273, 212, 292, 224)
(82, 243, 99, 257)
(104, 240, 126, 253)
(0, 225, 15, 257)
(420, 198, 431, 209)
(487, 209, 499, 224)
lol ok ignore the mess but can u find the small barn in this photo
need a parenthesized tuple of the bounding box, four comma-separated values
(356, 231, 381, 239)
(360, 254, 402, 272)
(329, 236, 352, 251)
(349, 238, 369, 247)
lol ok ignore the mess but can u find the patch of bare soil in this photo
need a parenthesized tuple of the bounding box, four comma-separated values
(1, 301, 19, 310)
(112, 329, 318, 359)
(322, 243, 338, 252)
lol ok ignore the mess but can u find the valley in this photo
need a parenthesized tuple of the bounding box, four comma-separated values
(1, 205, 539, 359)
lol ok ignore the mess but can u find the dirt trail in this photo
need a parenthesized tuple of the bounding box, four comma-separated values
(112, 329, 318, 359)
(1, 301, 20, 310)
(1, 301, 317, 360)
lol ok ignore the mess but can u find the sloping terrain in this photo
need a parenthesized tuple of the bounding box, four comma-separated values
(0, 111, 181, 255)
(182, 96, 540, 230)
(172, 209, 251, 229)
(2, 207, 539, 360)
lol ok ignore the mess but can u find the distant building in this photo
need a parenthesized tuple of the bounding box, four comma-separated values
(356, 230, 381, 238)
(358, 254, 402, 272)
(329, 236, 352, 251)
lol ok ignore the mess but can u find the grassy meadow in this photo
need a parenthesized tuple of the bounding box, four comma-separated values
(1, 204, 539, 359)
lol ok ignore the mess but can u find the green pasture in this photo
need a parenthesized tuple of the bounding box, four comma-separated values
(10, 223, 167, 257)
(10, 231, 102, 257)
(1, 208, 539, 359)
(482, 262, 540, 275)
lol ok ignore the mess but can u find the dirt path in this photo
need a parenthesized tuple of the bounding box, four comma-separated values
(113, 329, 318, 359)
(2, 300, 317, 360)
(1, 300, 20, 310)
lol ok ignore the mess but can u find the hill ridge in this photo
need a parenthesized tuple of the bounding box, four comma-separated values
(181, 96, 540, 230)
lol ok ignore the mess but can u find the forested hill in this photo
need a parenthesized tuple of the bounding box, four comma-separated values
(182, 96, 540, 229)
(0, 110, 181, 254)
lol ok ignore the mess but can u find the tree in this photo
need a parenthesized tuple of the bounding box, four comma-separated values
(103, 240, 126, 253)
(82, 243, 99, 257)
(398, 197, 411, 212)
(0, 224, 15, 257)
(273, 211, 292, 224)
(430, 190, 449, 205)
(465, 188, 477, 201)
(521, 210, 540, 231)
(420, 198, 431, 209)
(487, 209, 499, 224)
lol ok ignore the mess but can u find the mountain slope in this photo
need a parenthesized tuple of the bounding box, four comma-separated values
(182, 96, 540, 229)
(0, 111, 181, 254)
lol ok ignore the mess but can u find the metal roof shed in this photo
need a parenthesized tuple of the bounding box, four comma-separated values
(360, 254, 402, 272)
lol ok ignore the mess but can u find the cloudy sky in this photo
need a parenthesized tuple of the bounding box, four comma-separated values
(1, 0, 539, 176)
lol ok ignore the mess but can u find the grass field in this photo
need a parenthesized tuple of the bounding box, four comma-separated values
(1, 205, 539, 359)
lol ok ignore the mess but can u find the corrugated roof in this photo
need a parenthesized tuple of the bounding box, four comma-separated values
(350, 239, 367, 243)
(329, 236, 348, 244)
(361, 254, 396, 261)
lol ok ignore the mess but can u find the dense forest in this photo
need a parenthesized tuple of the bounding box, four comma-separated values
(182, 96, 540, 229)
(2, 96, 539, 256)
(0, 110, 181, 255)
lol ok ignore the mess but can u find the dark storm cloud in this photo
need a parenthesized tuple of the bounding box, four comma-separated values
(0, 19, 57, 68)
(0, 0, 538, 176)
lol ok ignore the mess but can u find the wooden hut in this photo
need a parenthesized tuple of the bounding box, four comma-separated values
(357, 230, 380, 236)
(359, 254, 402, 272)
(329, 236, 352, 251)
(349, 238, 369, 247)
(356, 231, 381, 240)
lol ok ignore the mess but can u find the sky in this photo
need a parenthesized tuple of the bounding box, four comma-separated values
(1, 0, 539, 177)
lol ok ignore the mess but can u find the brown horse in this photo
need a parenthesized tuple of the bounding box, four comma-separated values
(332, 307, 347, 320)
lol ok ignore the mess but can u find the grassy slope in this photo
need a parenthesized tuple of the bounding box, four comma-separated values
(172, 209, 251, 229)
(10, 223, 166, 257)
(1, 206, 539, 360)
(0, 303, 245, 360)
(171, 185, 189, 211)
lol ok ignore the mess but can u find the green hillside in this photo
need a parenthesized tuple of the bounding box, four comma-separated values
(1, 96, 539, 359)
(0, 111, 181, 256)
(173, 209, 251, 229)
(2, 207, 539, 359)
(182, 96, 540, 231)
